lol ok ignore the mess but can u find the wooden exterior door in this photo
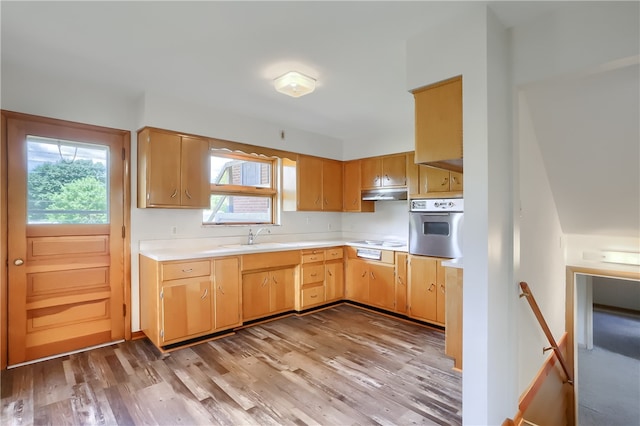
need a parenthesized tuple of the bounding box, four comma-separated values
(5, 113, 129, 366)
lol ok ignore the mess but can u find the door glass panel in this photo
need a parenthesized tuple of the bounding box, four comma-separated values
(27, 136, 109, 224)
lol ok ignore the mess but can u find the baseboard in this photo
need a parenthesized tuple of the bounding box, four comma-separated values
(131, 330, 146, 340)
(593, 303, 640, 318)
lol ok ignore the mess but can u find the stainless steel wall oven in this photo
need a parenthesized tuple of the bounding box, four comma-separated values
(409, 198, 463, 258)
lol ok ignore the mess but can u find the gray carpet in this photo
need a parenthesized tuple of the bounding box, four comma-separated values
(578, 308, 640, 426)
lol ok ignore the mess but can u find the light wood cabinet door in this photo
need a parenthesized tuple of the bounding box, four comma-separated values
(297, 155, 323, 210)
(242, 271, 271, 321)
(139, 128, 210, 208)
(323, 159, 343, 211)
(343, 160, 374, 212)
(161, 278, 213, 344)
(395, 253, 408, 314)
(144, 130, 182, 207)
(325, 260, 344, 302)
(361, 157, 383, 189)
(414, 76, 463, 164)
(450, 171, 463, 192)
(436, 261, 446, 324)
(271, 267, 295, 313)
(445, 267, 463, 370)
(346, 259, 369, 303)
(368, 263, 395, 311)
(214, 257, 241, 330)
(408, 256, 438, 323)
(180, 136, 211, 208)
(421, 166, 451, 193)
(381, 154, 407, 187)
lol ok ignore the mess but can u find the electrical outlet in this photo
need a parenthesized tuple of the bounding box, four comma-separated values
(171, 226, 177, 235)
(327, 223, 332, 231)
(306, 217, 310, 225)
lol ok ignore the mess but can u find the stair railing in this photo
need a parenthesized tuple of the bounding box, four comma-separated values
(519, 281, 573, 385)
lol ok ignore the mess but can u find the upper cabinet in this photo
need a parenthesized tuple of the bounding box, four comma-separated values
(138, 128, 210, 208)
(413, 76, 463, 172)
(343, 160, 374, 213)
(296, 155, 343, 211)
(361, 153, 407, 189)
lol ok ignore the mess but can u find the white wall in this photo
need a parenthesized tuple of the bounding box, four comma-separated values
(575, 275, 593, 348)
(516, 94, 567, 392)
(593, 276, 640, 311)
(566, 234, 640, 275)
(407, 5, 517, 424)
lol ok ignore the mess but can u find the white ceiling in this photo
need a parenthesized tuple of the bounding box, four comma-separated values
(1, 1, 638, 238)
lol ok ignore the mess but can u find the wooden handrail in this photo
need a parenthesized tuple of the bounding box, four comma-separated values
(519, 282, 573, 385)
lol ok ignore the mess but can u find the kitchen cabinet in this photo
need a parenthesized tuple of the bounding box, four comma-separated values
(343, 160, 374, 213)
(445, 267, 463, 370)
(139, 255, 241, 350)
(361, 154, 407, 189)
(345, 247, 395, 310)
(296, 155, 343, 211)
(417, 166, 463, 194)
(367, 263, 395, 311)
(243, 268, 296, 320)
(413, 76, 463, 172)
(242, 250, 298, 321)
(137, 127, 210, 208)
(395, 252, 408, 314)
(407, 255, 446, 326)
(325, 248, 345, 302)
(297, 247, 344, 310)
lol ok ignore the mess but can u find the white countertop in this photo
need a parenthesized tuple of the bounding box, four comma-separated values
(140, 239, 408, 261)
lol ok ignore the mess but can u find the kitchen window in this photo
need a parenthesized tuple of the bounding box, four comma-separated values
(203, 151, 277, 225)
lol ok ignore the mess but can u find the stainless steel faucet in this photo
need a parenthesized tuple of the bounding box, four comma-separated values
(247, 227, 270, 245)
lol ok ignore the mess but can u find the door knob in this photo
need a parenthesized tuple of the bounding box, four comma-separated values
(14, 258, 24, 266)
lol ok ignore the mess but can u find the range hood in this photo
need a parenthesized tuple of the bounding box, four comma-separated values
(361, 188, 407, 201)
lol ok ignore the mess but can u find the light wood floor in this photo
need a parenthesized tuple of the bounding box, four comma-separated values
(1, 304, 462, 425)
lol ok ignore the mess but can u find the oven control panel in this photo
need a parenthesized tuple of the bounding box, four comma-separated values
(410, 198, 464, 212)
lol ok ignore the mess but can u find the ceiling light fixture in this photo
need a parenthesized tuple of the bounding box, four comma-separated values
(274, 71, 316, 98)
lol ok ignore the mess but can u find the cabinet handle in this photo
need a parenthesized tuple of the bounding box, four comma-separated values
(361, 271, 367, 278)
(185, 189, 192, 199)
(328, 270, 333, 277)
(182, 268, 193, 273)
(370, 271, 376, 280)
(398, 276, 404, 285)
(315, 197, 321, 205)
(310, 294, 318, 299)
(441, 177, 449, 187)
(375, 175, 380, 184)
(385, 174, 390, 181)
(324, 198, 329, 205)
(170, 189, 178, 198)
(218, 285, 225, 295)
(310, 256, 317, 261)
(272, 276, 278, 284)
(440, 284, 445, 294)
(451, 176, 458, 184)
(201, 288, 208, 299)
(352, 199, 357, 205)
(261, 277, 269, 287)
(310, 272, 318, 277)
(428, 283, 436, 292)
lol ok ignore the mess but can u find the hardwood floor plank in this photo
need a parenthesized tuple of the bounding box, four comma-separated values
(1, 305, 462, 425)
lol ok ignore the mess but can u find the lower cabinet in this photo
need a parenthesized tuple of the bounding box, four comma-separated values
(297, 247, 344, 310)
(444, 267, 463, 370)
(242, 267, 296, 321)
(140, 255, 241, 349)
(345, 248, 395, 310)
(325, 257, 345, 302)
(407, 255, 446, 326)
(395, 252, 408, 314)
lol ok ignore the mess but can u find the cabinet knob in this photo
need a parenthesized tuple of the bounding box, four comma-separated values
(13, 258, 24, 266)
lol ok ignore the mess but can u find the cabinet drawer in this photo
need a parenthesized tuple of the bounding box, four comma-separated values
(301, 284, 325, 308)
(302, 264, 325, 285)
(161, 260, 211, 281)
(325, 247, 344, 260)
(302, 250, 325, 264)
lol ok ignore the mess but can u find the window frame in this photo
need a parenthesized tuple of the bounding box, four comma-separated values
(204, 150, 278, 225)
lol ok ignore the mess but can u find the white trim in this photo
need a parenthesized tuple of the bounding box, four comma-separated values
(7, 339, 125, 369)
